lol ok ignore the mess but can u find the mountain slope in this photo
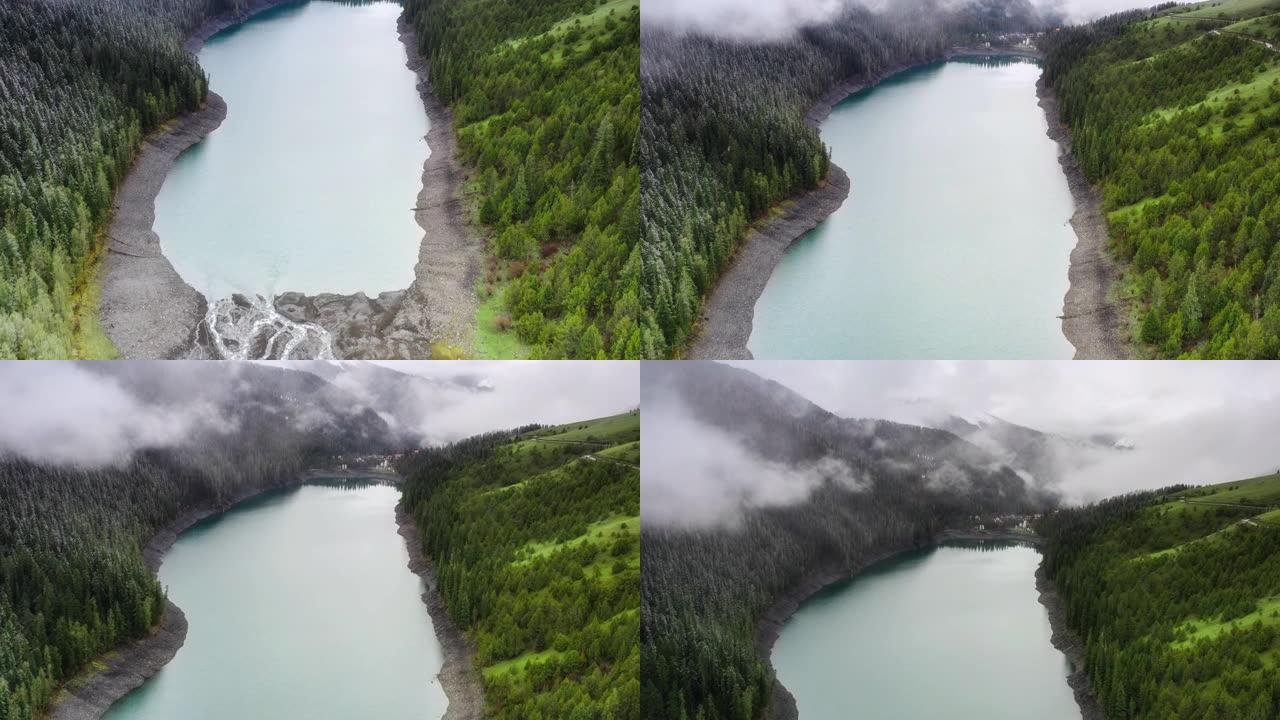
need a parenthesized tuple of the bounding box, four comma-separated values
(404, 0, 640, 358)
(1038, 472, 1280, 718)
(640, 362, 1052, 720)
(1043, 2, 1280, 357)
(397, 411, 640, 718)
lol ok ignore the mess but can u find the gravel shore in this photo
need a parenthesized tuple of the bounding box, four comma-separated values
(97, 95, 216, 359)
(687, 59, 936, 359)
(1037, 565, 1107, 719)
(396, 504, 486, 720)
(100, 4, 481, 359)
(1037, 78, 1132, 359)
(98, 0, 301, 359)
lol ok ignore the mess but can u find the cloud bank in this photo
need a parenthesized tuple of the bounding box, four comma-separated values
(723, 361, 1280, 503)
(641, 0, 1158, 40)
(0, 361, 640, 468)
(0, 363, 234, 467)
(641, 380, 867, 529)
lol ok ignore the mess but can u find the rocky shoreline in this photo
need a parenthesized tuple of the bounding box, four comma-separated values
(690, 48, 1130, 360)
(275, 19, 483, 359)
(99, 3, 481, 359)
(47, 476, 305, 720)
(686, 53, 981, 359)
(395, 503, 486, 720)
(755, 531, 1101, 720)
(98, 0, 300, 359)
(1037, 77, 1132, 359)
(1036, 565, 1107, 719)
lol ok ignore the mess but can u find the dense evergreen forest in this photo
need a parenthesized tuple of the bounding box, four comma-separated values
(1038, 474, 1280, 718)
(0, 362, 396, 719)
(405, 0, 641, 359)
(0, 0, 274, 359)
(640, 363, 1054, 720)
(639, 0, 1054, 356)
(398, 411, 640, 718)
(1043, 0, 1280, 357)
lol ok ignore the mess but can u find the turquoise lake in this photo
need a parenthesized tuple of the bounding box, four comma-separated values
(154, 1, 428, 302)
(771, 543, 1080, 719)
(103, 481, 449, 719)
(749, 60, 1077, 359)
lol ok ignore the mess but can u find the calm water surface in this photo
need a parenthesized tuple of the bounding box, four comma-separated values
(750, 60, 1076, 358)
(772, 543, 1079, 720)
(104, 481, 448, 720)
(154, 1, 428, 301)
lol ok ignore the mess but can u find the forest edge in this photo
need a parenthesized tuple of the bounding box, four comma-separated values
(45, 474, 306, 719)
(98, 0, 482, 359)
(753, 529, 1105, 720)
(687, 46, 1130, 360)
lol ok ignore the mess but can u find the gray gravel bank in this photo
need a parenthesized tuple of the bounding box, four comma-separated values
(1037, 565, 1107, 719)
(98, 0, 300, 359)
(687, 58, 942, 359)
(396, 503, 485, 720)
(1037, 78, 1132, 359)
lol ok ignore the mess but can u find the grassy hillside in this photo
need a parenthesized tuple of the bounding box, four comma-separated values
(405, 0, 641, 359)
(398, 411, 640, 719)
(1044, 3, 1280, 357)
(1038, 473, 1280, 719)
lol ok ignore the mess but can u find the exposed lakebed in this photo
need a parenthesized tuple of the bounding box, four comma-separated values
(103, 481, 448, 719)
(771, 542, 1079, 719)
(155, 1, 428, 357)
(749, 59, 1077, 359)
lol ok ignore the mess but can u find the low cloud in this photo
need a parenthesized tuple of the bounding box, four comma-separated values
(723, 361, 1280, 504)
(641, 0, 1157, 41)
(0, 363, 234, 467)
(641, 384, 867, 529)
(0, 361, 640, 468)
(365, 361, 640, 446)
(642, 0, 847, 40)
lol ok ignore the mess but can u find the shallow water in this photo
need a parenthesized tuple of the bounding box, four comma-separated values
(103, 481, 448, 720)
(154, 1, 428, 302)
(772, 543, 1079, 720)
(749, 60, 1077, 359)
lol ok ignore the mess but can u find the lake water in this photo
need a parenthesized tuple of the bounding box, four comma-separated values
(771, 543, 1079, 720)
(749, 60, 1077, 358)
(103, 481, 449, 720)
(154, 1, 427, 302)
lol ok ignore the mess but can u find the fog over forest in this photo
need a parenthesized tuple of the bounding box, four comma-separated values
(642, 0, 1160, 39)
(643, 362, 1280, 523)
(0, 361, 639, 467)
